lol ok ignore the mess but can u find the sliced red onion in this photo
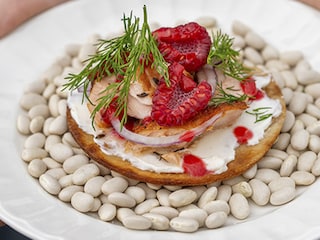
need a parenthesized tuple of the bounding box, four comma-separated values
(197, 65, 217, 94)
(110, 112, 222, 147)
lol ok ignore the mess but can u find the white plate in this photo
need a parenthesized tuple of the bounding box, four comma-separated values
(1, 0, 320, 239)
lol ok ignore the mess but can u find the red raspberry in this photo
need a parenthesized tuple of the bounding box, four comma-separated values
(153, 22, 212, 72)
(151, 63, 212, 126)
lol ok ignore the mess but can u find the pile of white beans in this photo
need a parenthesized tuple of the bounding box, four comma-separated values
(16, 18, 320, 232)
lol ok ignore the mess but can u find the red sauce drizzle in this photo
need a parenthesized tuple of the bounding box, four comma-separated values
(179, 130, 196, 143)
(233, 126, 253, 144)
(182, 154, 208, 176)
(240, 77, 264, 100)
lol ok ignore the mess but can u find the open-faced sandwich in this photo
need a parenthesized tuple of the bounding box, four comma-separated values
(65, 6, 286, 186)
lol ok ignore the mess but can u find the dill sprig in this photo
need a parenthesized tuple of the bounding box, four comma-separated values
(245, 107, 273, 123)
(207, 30, 249, 81)
(63, 6, 169, 127)
(209, 82, 247, 106)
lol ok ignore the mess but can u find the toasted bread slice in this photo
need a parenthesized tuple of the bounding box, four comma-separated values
(67, 80, 285, 186)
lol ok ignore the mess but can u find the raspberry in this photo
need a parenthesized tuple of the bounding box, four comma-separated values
(153, 22, 211, 72)
(151, 63, 212, 126)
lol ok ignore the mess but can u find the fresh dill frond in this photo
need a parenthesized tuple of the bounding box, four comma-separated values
(207, 30, 249, 81)
(245, 107, 273, 123)
(63, 5, 169, 128)
(209, 82, 247, 106)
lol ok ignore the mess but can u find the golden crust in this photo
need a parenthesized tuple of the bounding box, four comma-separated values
(67, 80, 286, 186)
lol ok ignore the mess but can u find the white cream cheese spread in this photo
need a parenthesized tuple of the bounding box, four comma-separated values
(67, 74, 282, 174)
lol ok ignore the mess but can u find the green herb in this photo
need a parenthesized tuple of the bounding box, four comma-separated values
(207, 30, 249, 81)
(245, 107, 273, 123)
(63, 5, 169, 128)
(209, 82, 247, 106)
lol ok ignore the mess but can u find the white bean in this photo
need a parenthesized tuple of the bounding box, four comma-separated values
(244, 31, 266, 50)
(142, 213, 170, 230)
(29, 116, 45, 133)
(17, 114, 31, 135)
(197, 186, 217, 208)
(42, 83, 56, 99)
(62, 132, 79, 148)
(49, 143, 73, 163)
(58, 174, 73, 188)
(296, 69, 320, 85)
(290, 129, 310, 151)
(41, 63, 62, 83)
(268, 177, 295, 192)
(242, 164, 257, 179)
(280, 155, 297, 177)
(156, 188, 171, 207)
(281, 88, 293, 105)
(71, 192, 94, 212)
(270, 187, 295, 206)
(24, 133, 46, 149)
(297, 151, 317, 172)
(84, 176, 106, 197)
(101, 177, 128, 195)
(72, 163, 100, 185)
(44, 135, 61, 152)
(290, 171, 315, 186)
(305, 83, 320, 99)
(58, 185, 83, 202)
(229, 193, 250, 220)
(281, 70, 298, 90)
(179, 208, 208, 227)
(122, 215, 152, 230)
(49, 116, 68, 135)
(24, 79, 46, 94)
(28, 104, 50, 119)
(232, 20, 251, 36)
(108, 192, 136, 208)
(28, 159, 47, 178)
(136, 183, 156, 199)
(170, 217, 199, 233)
(288, 92, 308, 115)
(244, 47, 263, 65)
(205, 211, 228, 229)
(168, 189, 197, 208)
(195, 16, 216, 28)
(254, 168, 280, 184)
(257, 156, 282, 170)
(281, 111, 295, 133)
(266, 59, 289, 71)
(272, 133, 291, 151)
(125, 186, 146, 204)
(39, 173, 61, 195)
(98, 203, 117, 221)
(232, 181, 252, 197)
(134, 199, 159, 215)
(116, 208, 135, 223)
(306, 121, 320, 135)
(20, 93, 46, 111)
(280, 51, 303, 66)
(150, 206, 179, 219)
(249, 179, 270, 206)
(46, 168, 66, 179)
(309, 135, 320, 153)
(202, 199, 230, 215)
(21, 148, 48, 162)
(261, 45, 279, 61)
(216, 185, 232, 202)
(311, 158, 320, 176)
(63, 154, 89, 174)
(48, 94, 60, 117)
